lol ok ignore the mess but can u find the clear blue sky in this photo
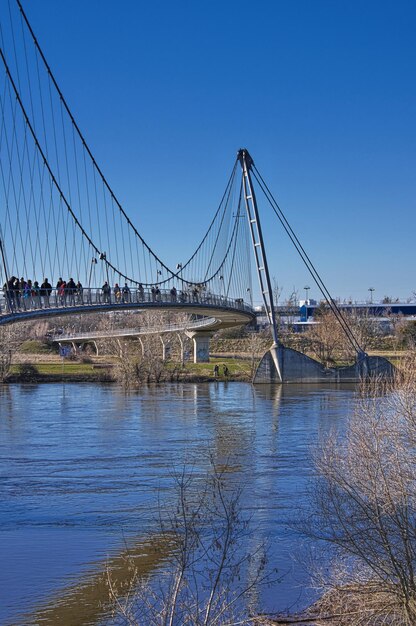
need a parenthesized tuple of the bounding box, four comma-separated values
(23, 0, 416, 304)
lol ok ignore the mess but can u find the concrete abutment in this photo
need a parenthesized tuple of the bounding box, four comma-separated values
(254, 344, 395, 384)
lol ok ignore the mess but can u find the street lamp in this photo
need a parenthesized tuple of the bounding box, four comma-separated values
(368, 287, 375, 304)
(304, 285, 310, 303)
(88, 257, 97, 286)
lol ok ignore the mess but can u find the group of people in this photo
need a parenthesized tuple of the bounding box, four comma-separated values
(101, 281, 132, 304)
(2, 275, 206, 312)
(213, 364, 229, 377)
(2, 276, 84, 311)
(99, 282, 201, 305)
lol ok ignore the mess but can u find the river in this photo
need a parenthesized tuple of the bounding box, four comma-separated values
(0, 382, 355, 625)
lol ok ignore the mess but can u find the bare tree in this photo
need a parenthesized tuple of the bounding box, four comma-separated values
(108, 460, 271, 625)
(97, 311, 190, 387)
(303, 306, 378, 367)
(301, 355, 416, 625)
(0, 323, 28, 381)
(272, 277, 283, 308)
(303, 307, 347, 367)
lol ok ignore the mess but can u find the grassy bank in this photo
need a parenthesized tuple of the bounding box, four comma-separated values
(5, 336, 402, 384)
(7, 362, 113, 383)
(6, 356, 255, 383)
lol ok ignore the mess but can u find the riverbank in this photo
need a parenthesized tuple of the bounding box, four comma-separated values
(5, 356, 255, 383)
(4, 345, 402, 384)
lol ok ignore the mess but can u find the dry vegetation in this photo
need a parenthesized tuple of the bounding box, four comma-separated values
(107, 460, 271, 626)
(262, 353, 416, 626)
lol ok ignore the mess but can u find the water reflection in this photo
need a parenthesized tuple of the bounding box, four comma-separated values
(21, 534, 173, 626)
(0, 384, 14, 421)
(0, 382, 357, 624)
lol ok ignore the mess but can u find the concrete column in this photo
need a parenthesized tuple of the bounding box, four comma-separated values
(185, 331, 214, 363)
(177, 333, 184, 365)
(138, 337, 145, 357)
(160, 336, 167, 361)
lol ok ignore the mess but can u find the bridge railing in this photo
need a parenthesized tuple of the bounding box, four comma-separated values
(0, 286, 253, 317)
(52, 316, 220, 342)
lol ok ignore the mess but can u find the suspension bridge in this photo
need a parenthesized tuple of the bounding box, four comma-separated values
(0, 1, 393, 382)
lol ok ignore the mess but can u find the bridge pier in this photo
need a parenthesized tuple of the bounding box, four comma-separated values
(185, 330, 215, 363)
(160, 336, 172, 362)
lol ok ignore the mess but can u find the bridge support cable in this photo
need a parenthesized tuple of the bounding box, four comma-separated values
(11, 0, 250, 297)
(251, 164, 363, 357)
(0, 1, 253, 306)
(0, 45, 117, 279)
(0, 224, 10, 287)
(13, 0, 175, 283)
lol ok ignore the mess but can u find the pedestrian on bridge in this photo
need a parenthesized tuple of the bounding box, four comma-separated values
(66, 278, 76, 306)
(137, 283, 144, 302)
(58, 280, 67, 306)
(102, 281, 111, 303)
(170, 286, 177, 303)
(76, 281, 83, 304)
(33, 281, 41, 309)
(4, 276, 17, 312)
(22, 280, 32, 310)
(122, 283, 131, 303)
(13, 278, 20, 309)
(114, 283, 121, 302)
(41, 278, 52, 308)
(56, 278, 64, 306)
(18, 278, 26, 308)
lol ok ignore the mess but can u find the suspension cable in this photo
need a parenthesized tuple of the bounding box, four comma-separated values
(252, 165, 363, 355)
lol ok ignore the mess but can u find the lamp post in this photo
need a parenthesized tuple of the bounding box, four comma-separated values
(0, 230, 9, 287)
(99, 252, 110, 300)
(368, 287, 375, 304)
(88, 257, 97, 286)
(304, 285, 310, 304)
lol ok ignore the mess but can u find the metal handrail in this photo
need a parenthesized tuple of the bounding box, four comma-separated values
(52, 316, 220, 342)
(0, 286, 253, 317)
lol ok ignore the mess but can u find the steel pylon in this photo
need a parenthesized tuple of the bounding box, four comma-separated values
(237, 148, 282, 381)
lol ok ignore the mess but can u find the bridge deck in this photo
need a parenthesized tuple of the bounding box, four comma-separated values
(52, 317, 221, 343)
(0, 287, 254, 328)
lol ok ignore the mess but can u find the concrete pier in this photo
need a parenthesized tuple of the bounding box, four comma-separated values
(185, 330, 215, 363)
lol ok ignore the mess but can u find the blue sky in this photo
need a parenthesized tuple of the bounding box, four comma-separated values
(22, 0, 416, 304)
